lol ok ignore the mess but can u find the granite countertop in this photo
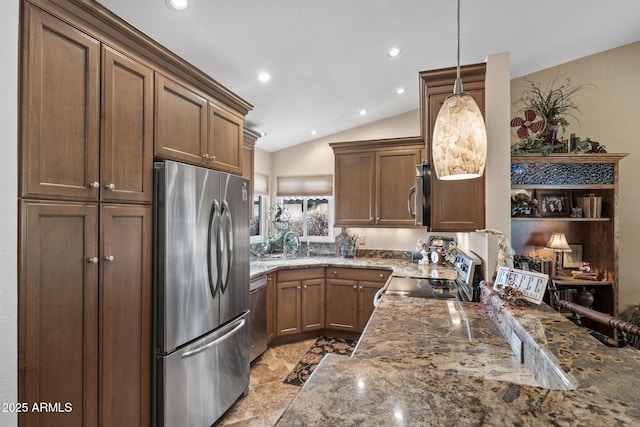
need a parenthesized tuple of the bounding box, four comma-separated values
(276, 280, 640, 426)
(250, 255, 456, 281)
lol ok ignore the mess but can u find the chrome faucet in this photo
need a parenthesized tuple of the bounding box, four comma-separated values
(282, 231, 300, 259)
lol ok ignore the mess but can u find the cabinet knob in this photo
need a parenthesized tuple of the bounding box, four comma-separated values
(353, 285, 357, 289)
(87, 257, 99, 264)
(104, 255, 114, 262)
(379, 273, 384, 278)
(105, 183, 116, 191)
(210, 154, 217, 161)
(333, 270, 337, 275)
(297, 286, 301, 289)
(267, 277, 272, 281)
(304, 285, 308, 289)
(203, 154, 211, 160)
(89, 181, 100, 189)
(359, 286, 363, 289)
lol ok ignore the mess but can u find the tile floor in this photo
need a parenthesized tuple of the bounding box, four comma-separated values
(217, 338, 316, 426)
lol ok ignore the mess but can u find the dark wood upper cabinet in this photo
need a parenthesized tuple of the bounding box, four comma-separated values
(420, 64, 486, 231)
(154, 73, 208, 166)
(332, 138, 424, 228)
(101, 46, 154, 203)
(21, 5, 100, 201)
(208, 101, 244, 175)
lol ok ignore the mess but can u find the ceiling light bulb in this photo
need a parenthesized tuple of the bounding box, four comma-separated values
(388, 47, 402, 57)
(359, 109, 367, 116)
(166, 0, 189, 11)
(396, 87, 406, 95)
(257, 72, 271, 83)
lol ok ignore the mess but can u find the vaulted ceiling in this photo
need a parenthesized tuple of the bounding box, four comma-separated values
(97, 0, 640, 152)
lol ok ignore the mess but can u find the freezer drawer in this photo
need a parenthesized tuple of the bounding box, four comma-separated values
(156, 312, 250, 427)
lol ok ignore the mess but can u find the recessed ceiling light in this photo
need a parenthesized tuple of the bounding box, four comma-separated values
(387, 47, 402, 57)
(310, 130, 318, 136)
(166, 0, 189, 11)
(260, 132, 267, 137)
(256, 72, 271, 83)
(359, 109, 367, 116)
(396, 87, 406, 95)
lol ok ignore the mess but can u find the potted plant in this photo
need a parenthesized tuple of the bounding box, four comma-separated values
(512, 75, 593, 152)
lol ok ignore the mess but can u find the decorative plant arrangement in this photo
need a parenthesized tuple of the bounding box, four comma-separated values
(337, 230, 358, 258)
(510, 75, 595, 155)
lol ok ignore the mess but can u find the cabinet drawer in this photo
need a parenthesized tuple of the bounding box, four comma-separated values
(277, 267, 325, 282)
(326, 268, 390, 282)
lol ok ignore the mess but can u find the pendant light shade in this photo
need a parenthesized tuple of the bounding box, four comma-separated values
(431, 0, 487, 180)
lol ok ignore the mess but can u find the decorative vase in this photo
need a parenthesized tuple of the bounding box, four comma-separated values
(575, 287, 595, 308)
(340, 245, 356, 258)
(544, 119, 560, 144)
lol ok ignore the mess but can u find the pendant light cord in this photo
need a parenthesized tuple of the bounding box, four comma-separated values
(453, 0, 463, 94)
(457, 0, 460, 81)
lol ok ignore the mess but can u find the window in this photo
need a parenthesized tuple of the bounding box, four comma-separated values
(278, 196, 333, 241)
(276, 175, 333, 242)
(250, 173, 269, 242)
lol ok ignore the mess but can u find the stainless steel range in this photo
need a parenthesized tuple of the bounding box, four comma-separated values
(379, 249, 482, 303)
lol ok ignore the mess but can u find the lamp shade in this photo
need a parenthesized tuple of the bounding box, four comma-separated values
(431, 92, 487, 180)
(546, 233, 572, 252)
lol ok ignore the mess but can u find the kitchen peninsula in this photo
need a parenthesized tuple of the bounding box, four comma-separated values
(252, 257, 640, 426)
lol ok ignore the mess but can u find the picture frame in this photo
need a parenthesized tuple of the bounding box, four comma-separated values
(563, 244, 583, 268)
(536, 189, 570, 217)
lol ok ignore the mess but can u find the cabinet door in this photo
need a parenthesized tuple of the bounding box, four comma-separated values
(208, 101, 244, 175)
(100, 205, 152, 427)
(334, 152, 375, 226)
(325, 279, 359, 331)
(428, 85, 485, 231)
(20, 202, 99, 427)
(301, 278, 325, 331)
(22, 5, 100, 201)
(154, 73, 208, 166)
(102, 46, 154, 203)
(358, 281, 384, 331)
(375, 148, 422, 226)
(276, 280, 301, 336)
(266, 273, 276, 343)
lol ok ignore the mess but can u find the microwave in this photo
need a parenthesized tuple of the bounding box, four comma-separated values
(408, 162, 431, 228)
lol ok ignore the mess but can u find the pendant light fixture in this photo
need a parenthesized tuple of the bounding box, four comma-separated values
(431, 0, 487, 180)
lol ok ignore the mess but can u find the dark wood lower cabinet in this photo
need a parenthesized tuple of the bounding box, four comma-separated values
(19, 202, 151, 427)
(100, 204, 151, 427)
(20, 202, 99, 427)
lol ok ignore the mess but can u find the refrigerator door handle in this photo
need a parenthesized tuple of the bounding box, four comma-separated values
(219, 200, 233, 293)
(207, 199, 221, 298)
(180, 319, 246, 359)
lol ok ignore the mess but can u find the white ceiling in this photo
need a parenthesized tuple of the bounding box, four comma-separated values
(97, 0, 640, 152)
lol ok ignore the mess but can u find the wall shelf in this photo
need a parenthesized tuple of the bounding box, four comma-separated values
(510, 153, 627, 338)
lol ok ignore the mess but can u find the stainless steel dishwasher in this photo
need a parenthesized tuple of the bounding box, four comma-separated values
(249, 276, 268, 362)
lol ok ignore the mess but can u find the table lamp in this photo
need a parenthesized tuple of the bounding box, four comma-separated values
(546, 232, 572, 278)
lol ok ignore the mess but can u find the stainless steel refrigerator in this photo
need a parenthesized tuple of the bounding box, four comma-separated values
(153, 160, 250, 426)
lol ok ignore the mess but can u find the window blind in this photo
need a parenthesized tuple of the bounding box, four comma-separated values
(276, 175, 333, 197)
(253, 173, 269, 195)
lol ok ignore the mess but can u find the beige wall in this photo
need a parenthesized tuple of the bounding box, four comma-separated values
(510, 41, 640, 310)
